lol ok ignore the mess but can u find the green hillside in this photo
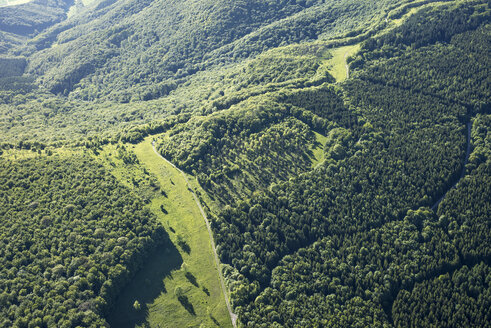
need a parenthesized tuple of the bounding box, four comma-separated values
(0, 0, 73, 53)
(0, 0, 490, 327)
(22, 0, 405, 100)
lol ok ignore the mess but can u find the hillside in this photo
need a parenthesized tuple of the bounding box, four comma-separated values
(0, 0, 490, 327)
(0, 0, 73, 52)
(22, 0, 402, 100)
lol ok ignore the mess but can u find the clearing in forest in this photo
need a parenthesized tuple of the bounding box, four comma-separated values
(327, 44, 361, 82)
(103, 138, 231, 328)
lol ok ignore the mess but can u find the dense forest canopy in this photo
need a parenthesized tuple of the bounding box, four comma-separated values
(0, 0, 490, 327)
(0, 153, 171, 327)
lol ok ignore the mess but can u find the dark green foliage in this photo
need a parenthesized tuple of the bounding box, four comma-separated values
(0, 56, 25, 77)
(239, 208, 460, 327)
(177, 294, 195, 316)
(185, 272, 199, 287)
(212, 81, 467, 285)
(436, 116, 491, 263)
(355, 27, 490, 111)
(0, 154, 169, 327)
(226, 114, 490, 326)
(351, 1, 491, 111)
(275, 85, 352, 128)
(176, 235, 191, 254)
(0, 56, 34, 99)
(393, 263, 491, 328)
(157, 98, 322, 204)
(203, 3, 491, 326)
(362, 1, 490, 53)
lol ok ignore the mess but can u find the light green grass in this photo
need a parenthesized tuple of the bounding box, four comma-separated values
(102, 139, 231, 328)
(391, 6, 420, 26)
(327, 44, 361, 82)
(311, 131, 328, 168)
(389, 1, 451, 27)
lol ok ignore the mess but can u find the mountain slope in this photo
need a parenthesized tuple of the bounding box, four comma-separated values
(0, 0, 73, 52)
(0, 1, 489, 328)
(22, 0, 405, 100)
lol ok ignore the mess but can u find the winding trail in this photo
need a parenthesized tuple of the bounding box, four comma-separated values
(431, 122, 472, 211)
(152, 141, 237, 328)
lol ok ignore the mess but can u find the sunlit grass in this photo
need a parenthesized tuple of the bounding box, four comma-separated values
(327, 44, 361, 82)
(311, 131, 328, 168)
(100, 138, 231, 328)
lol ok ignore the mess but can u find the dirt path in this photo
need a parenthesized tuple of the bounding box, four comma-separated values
(431, 122, 472, 211)
(152, 141, 237, 328)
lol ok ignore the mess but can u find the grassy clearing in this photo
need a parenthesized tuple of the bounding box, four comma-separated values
(311, 131, 328, 168)
(327, 44, 361, 82)
(102, 138, 231, 328)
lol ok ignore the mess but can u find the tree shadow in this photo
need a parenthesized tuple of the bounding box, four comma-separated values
(184, 271, 199, 287)
(177, 295, 196, 316)
(176, 235, 191, 254)
(106, 242, 183, 328)
(210, 314, 221, 327)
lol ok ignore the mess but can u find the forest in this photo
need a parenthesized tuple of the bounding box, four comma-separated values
(0, 152, 171, 327)
(0, 0, 489, 327)
(159, 1, 490, 326)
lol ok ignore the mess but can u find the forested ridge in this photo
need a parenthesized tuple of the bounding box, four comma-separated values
(0, 0, 490, 327)
(0, 0, 414, 143)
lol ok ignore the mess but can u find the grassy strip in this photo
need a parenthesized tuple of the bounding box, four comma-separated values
(327, 44, 361, 82)
(100, 139, 230, 328)
(311, 131, 328, 168)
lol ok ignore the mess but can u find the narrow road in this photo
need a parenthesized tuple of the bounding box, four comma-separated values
(152, 141, 238, 328)
(431, 122, 472, 211)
